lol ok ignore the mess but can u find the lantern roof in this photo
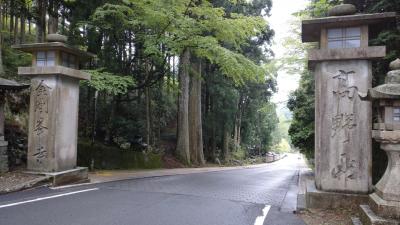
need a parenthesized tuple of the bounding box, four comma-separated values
(12, 34, 95, 61)
(302, 12, 397, 43)
(12, 42, 95, 61)
(0, 78, 29, 91)
(360, 59, 400, 100)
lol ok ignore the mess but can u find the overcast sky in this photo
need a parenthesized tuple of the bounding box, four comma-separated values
(269, 0, 308, 109)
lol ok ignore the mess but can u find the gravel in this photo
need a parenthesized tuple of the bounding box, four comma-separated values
(299, 208, 358, 225)
(0, 172, 49, 194)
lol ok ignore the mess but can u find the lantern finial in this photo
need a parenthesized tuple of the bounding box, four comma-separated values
(389, 58, 400, 70)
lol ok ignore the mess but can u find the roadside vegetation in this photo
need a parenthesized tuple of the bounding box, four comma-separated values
(0, 0, 290, 170)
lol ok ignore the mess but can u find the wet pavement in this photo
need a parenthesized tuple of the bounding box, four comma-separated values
(0, 154, 306, 225)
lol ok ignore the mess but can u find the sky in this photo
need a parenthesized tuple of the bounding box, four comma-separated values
(269, 0, 308, 111)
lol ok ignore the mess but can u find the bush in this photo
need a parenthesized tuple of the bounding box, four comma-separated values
(77, 139, 162, 170)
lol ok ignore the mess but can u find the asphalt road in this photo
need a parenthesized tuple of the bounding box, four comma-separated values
(0, 154, 306, 225)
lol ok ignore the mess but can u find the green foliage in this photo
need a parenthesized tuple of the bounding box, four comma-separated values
(297, 0, 342, 18)
(83, 70, 135, 95)
(273, 139, 291, 153)
(77, 139, 162, 169)
(91, 0, 268, 85)
(287, 71, 315, 157)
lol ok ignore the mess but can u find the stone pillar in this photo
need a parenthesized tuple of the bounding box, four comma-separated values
(26, 73, 83, 172)
(315, 60, 372, 193)
(13, 34, 93, 185)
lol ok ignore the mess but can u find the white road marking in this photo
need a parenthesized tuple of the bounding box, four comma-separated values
(0, 188, 99, 209)
(253, 205, 271, 225)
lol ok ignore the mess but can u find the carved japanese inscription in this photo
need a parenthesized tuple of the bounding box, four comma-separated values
(32, 80, 51, 164)
(315, 60, 371, 193)
(330, 70, 359, 180)
(331, 70, 357, 143)
(331, 153, 358, 180)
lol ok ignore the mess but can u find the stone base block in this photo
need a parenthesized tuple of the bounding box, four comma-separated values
(305, 179, 369, 209)
(25, 167, 89, 186)
(0, 140, 8, 173)
(359, 205, 400, 225)
(369, 193, 400, 220)
(0, 155, 9, 173)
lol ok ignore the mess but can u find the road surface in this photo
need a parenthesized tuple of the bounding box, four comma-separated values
(0, 153, 306, 225)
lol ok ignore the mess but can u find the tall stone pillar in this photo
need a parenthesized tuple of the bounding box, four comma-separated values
(301, 4, 396, 208)
(13, 34, 93, 185)
(314, 60, 372, 193)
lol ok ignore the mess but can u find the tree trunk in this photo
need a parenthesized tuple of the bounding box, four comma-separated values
(104, 95, 115, 144)
(189, 57, 205, 165)
(210, 125, 216, 161)
(0, 3, 4, 76)
(48, 0, 59, 34)
(233, 94, 243, 149)
(13, 16, 18, 44)
(176, 48, 191, 165)
(223, 126, 230, 162)
(35, 0, 46, 42)
(0, 97, 4, 137)
(145, 86, 151, 151)
(19, 11, 25, 43)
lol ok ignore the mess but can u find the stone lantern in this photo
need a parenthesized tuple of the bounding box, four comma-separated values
(12, 34, 94, 185)
(359, 59, 400, 223)
(0, 78, 29, 173)
(301, 4, 397, 209)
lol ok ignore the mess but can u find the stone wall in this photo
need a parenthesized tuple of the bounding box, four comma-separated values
(0, 138, 8, 173)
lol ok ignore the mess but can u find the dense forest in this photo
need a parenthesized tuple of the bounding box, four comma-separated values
(0, 0, 284, 168)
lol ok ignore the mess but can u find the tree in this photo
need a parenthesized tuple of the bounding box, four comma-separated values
(287, 71, 315, 158)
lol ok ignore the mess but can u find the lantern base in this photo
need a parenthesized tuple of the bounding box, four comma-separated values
(359, 193, 400, 224)
(359, 204, 399, 225)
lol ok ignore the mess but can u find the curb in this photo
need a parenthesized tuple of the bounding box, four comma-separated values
(53, 161, 283, 190)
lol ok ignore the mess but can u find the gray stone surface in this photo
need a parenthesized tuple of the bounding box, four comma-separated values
(46, 34, 68, 43)
(314, 60, 372, 194)
(358, 58, 400, 224)
(369, 193, 400, 220)
(19, 66, 91, 80)
(305, 179, 369, 209)
(26, 167, 89, 186)
(0, 140, 8, 173)
(308, 46, 386, 62)
(26, 75, 81, 172)
(371, 143, 400, 203)
(302, 12, 397, 42)
(328, 4, 357, 16)
(359, 204, 400, 225)
(13, 42, 95, 61)
(390, 59, 400, 70)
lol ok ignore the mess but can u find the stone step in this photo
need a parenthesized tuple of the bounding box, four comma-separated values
(359, 205, 400, 225)
(352, 217, 363, 225)
(369, 193, 400, 220)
